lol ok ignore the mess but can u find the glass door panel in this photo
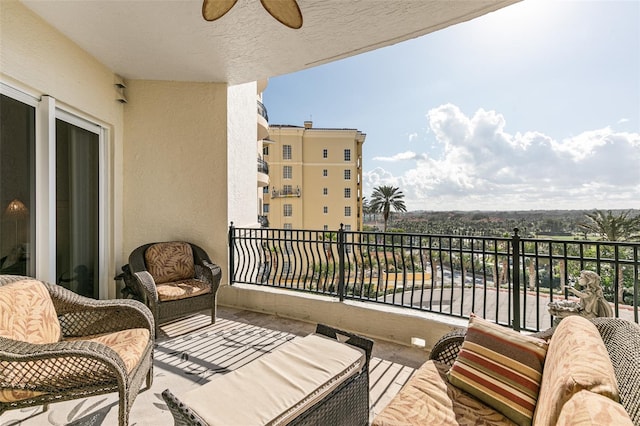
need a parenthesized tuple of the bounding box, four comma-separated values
(0, 94, 35, 276)
(56, 119, 99, 298)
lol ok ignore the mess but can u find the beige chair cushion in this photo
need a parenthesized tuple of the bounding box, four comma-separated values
(179, 333, 365, 426)
(67, 328, 151, 373)
(0, 279, 61, 344)
(156, 278, 210, 302)
(373, 360, 516, 426)
(533, 315, 620, 426)
(556, 390, 633, 426)
(145, 241, 195, 284)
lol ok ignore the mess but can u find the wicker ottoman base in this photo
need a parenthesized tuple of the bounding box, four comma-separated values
(162, 324, 373, 426)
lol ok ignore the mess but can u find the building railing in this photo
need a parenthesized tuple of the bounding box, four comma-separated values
(228, 224, 640, 332)
(271, 186, 301, 198)
(257, 157, 269, 174)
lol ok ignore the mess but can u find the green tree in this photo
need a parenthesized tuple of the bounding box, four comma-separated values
(578, 209, 640, 242)
(369, 185, 407, 232)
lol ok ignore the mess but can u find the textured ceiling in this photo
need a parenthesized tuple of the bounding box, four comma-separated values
(22, 0, 519, 85)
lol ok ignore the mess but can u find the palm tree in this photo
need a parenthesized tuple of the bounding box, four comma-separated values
(369, 185, 407, 232)
(578, 209, 640, 242)
(579, 209, 640, 303)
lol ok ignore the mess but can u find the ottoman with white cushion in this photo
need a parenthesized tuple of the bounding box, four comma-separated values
(162, 324, 373, 426)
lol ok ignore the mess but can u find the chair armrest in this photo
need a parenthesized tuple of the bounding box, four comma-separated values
(198, 261, 222, 294)
(44, 281, 154, 336)
(131, 270, 159, 303)
(0, 337, 133, 392)
(428, 328, 466, 367)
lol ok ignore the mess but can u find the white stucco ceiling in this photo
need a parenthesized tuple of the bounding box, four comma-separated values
(22, 0, 519, 85)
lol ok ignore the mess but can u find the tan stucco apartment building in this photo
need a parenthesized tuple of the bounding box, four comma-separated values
(264, 121, 365, 232)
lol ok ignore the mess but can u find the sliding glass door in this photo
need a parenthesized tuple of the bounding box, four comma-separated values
(56, 118, 100, 298)
(0, 94, 35, 277)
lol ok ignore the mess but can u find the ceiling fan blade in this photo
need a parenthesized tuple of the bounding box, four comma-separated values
(202, 0, 239, 22)
(260, 0, 303, 29)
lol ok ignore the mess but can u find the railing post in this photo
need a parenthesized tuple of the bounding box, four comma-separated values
(228, 222, 235, 285)
(338, 224, 345, 302)
(512, 228, 521, 331)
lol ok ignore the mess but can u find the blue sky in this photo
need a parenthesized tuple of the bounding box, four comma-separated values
(263, 0, 640, 212)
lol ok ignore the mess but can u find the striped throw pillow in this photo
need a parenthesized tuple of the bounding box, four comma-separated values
(447, 314, 548, 426)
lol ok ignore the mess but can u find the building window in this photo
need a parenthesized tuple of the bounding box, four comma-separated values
(323, 188, 328, 196)
(283, 184, 293, 195)
(283, 223, 292, 230)
(344, 224, 352, 231)
(344, 169, 351, 180)
(284, 204, 292, 217)
(322, 148, 328, 158)
(322, 169, 328, 177)
(345, 206, 351, 217)
(323, 206, 328, 214)
(263, 146, 269, 155)
(283, 144, 291, 160)
(263, 204, 269, 213)
(283, 165, 292, 179)
(263, 186, 269, 193)
(344, 188, 351, 198)
(344, 149, 351, 161)
(323, 225, 329, 231)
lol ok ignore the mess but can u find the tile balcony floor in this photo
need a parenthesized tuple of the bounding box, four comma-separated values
(1, 305, 429, 426)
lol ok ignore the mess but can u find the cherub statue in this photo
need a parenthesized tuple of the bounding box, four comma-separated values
(548, 270, 613, 320)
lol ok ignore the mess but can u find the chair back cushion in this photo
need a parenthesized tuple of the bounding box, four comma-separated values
(0, 279, 61, 344)
(144, 242, 195, 284)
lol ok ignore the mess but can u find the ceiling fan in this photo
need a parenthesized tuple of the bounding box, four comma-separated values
(202, 0, 303, 29)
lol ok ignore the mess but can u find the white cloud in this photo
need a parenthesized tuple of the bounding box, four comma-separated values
(408, 132, 418, 142)
(363, 104, 640, 211)
(373, 151, 422, 162)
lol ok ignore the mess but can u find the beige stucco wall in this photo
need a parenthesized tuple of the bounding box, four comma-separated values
(122, 80, 230, 274)
(0, 1, 124, 297)
(220, 284, 467, 350)
(227, 82, 259, 230)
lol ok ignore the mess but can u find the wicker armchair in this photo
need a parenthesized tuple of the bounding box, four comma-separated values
(0, 274, 154, 426)
(126, 241, 222, 336)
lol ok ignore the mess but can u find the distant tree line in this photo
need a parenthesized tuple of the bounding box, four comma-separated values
(365, 207, 640, 241)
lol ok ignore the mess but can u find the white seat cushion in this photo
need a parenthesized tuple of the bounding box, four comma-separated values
(180, 333, 366, 426)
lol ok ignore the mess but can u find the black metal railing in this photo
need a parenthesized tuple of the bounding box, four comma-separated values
(257, 100, 269, 121)
(271, 186, 301, 198)
(257, 157, 269, 174)
(229, 224, 640, 332)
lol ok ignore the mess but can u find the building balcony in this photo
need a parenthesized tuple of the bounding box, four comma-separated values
(4, 224, 640, 424)
(257, 157, 269, 187)
(271, 186, 301, 198)
(257, 100, 269, 141)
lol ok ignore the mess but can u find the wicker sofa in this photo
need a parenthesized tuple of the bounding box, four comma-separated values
(0, 275, 154, 426)
(374, 315, 639, 426)
(162, 324, 373, 426)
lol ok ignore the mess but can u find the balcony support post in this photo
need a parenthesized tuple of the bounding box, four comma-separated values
(511, 228, 521, 331)
(338, 224, 345, 302)
(229, 222, 235, 285)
